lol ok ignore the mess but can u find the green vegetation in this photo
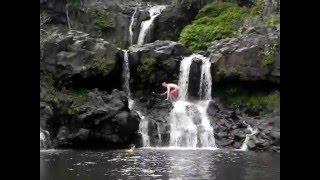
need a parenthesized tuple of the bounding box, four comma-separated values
(67, 89, 89, 107)
(94, 56, 109, 74)
(215, 87, 280, 109)
(40, 12, 55, 53)
(266, 13, 280, 31)
(179, 2, 250, 52)
(93, 53, 116, 75)
(262, 42, 278, 67)
(137, 56, 157, 82)
(40, 72, 60, 102)
(250, 0, 264, 16)
(91, 6, 115, 37)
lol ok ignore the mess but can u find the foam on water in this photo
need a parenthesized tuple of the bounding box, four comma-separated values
(169, 54, 216, 148)
(240, 125, 258, 151)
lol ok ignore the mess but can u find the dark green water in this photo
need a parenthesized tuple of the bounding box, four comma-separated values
(40, 148, 280, 180)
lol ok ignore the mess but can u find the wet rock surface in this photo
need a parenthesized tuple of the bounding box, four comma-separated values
(41, 89, 140, 149)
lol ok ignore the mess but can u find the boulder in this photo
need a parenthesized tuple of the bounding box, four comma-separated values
(41, 30, 123, 91)
(45, 89, 140, 149)
(208, 28, 280, 84)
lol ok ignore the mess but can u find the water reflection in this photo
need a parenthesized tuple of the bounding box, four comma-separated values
(40, 149, 279, 180)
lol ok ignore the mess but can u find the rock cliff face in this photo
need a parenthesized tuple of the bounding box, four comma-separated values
(40, 0, 280, 152)
(208, 27, 280, 84)
(41, 30, 123, 91)
(128, 40, 191, 96)
(41, 88, 140, 149)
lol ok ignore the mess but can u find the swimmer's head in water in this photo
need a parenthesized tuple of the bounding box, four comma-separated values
(129, 144, 135, 149)
(162, 82, 167, 87)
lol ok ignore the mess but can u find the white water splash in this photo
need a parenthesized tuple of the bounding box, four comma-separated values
(240, 125, 258, 151)
(169, 54, 216, 148)
(129, 7, 138, 45)
(169, 101, 198, 147)
(137, 5, 166, 45)
(137, 111, 150, 147)
(122, 50, 131, 98)
(178, 55, 195, 101)
(122, 49, 150, 147)
(195, 101, 216, 147)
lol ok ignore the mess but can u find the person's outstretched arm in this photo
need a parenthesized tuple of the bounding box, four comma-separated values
(165, 86, 170, 100)
(160, 91, 167, 95)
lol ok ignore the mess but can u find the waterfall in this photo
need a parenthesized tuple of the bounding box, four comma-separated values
(137, 111, 150, 147)
(157, 123, 162, 146)
(199, 56, 212, 100)
(122, 50, 150, 146)
(122, 50, 131, 98)
(169, 54, 216, 148)
(178, 55, 195, 101)
(240, 125, 258, 151)
(65, 4, 71, 30)
(137, 5, 166, 45)
(40, 128, 50, 149)
(129, 7, 138, 45)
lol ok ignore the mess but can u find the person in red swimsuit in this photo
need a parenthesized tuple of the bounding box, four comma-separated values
(160, 82, 180, 101)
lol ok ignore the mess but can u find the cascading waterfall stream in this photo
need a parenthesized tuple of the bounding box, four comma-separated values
(240, 124, 258, 151)
(199, 57, 212, 100)
(137, 5, 166, 45)
(122, 50, 150, 147)
(137, 111, 150, 147)
(65, 4, 71, 30)
(129, 7, 138, 45)
(122, 50, 133, 108)
(169, 54, 216, 148)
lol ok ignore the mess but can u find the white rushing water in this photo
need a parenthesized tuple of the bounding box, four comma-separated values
(157, 123, 162, 145)
(137, 111, 150, 147)
(65, 4, 71, 30)
(129, 7, 138, 45)
(240, 125, 258, 151)
(199, 56, 212, 100)
(169, 54, 216, 148)
(178, 55, 195, 101)
(122, 50, 131, 98)
(122, 50, 150, 146)
(137, 5, 166, 45)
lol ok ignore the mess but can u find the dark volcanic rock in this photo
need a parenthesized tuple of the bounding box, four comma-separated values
(42, 89, 140, 149)
(208, 28, 280, 84)
(41, 30, 123, 91)
(154, 5, 196, 41)
(188, 58, 202, 100)
(132, 95, 174, 147)
(40, 102, 54, 129)
(41, 0, 133, 48)
(245, 112, 280, 152)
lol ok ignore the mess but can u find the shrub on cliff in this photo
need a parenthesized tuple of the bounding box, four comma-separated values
(179, 2, 249, 52)
(90, 6, 115, 37)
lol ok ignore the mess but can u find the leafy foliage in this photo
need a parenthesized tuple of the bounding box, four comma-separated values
(91, 6, 115, 37)
(216, 86, 280, 108)
(262, 42, 278, 67)
(179, 2, 249, 52)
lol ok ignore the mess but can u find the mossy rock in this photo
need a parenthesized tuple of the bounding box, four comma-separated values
(215, 86, 280, 110)
(90, 6, 115, 38)
(137, 55, 157, 83)
(179, 2, 250, 52)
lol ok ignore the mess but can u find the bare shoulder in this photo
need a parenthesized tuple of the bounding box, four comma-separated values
(167, 83, 179, 88)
